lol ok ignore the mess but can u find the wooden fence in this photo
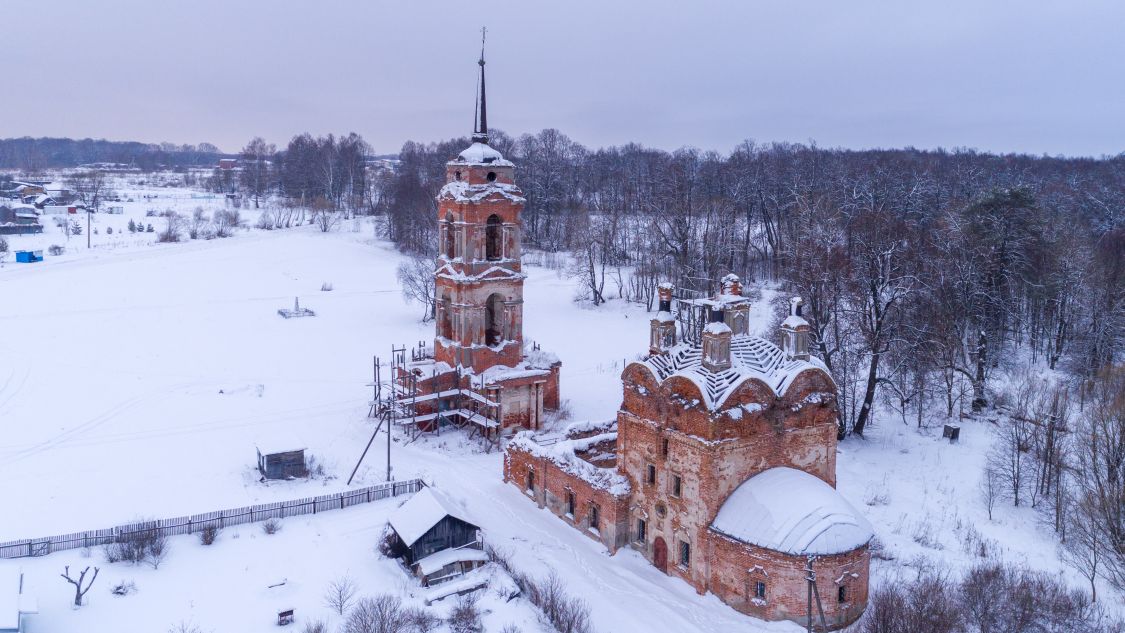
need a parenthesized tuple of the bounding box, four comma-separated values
(0, 479, 425, 559)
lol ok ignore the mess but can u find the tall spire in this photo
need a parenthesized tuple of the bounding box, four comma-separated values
(472, 27, 489, 145)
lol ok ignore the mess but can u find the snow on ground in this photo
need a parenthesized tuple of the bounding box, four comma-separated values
(0, 183, 1114, 631)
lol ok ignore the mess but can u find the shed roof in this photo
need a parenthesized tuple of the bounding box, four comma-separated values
(255, 431, 306, 456)
(0, 567, 36, 632)
(710, 467, 873, 556)
(414, 547, 488, 576)
(388, 486, 477, 548)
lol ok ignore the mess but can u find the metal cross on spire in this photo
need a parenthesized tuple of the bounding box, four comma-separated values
(472, 26, 489, 144)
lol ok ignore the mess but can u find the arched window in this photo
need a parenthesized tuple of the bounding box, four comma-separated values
(439, 294, 453, 340)
(485, 214, 502, 261)
(443, 212, 456, 259)
(485, 293, 504, 346)
(486, 171, 497, 182)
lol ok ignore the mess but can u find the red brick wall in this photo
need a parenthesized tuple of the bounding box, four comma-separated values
(708, 533, 869, 630)
(504, 443, 629, 552)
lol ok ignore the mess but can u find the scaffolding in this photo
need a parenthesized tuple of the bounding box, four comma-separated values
(370, 341, 502, 452)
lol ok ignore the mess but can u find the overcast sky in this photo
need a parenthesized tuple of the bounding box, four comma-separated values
(5, 1, 1124, 157)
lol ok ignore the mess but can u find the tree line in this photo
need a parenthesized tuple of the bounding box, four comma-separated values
(379, 130, 1123, 433)
(0, 137, 225, 171)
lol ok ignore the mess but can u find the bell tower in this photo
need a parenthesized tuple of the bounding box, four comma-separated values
(433, 32, 526, 374)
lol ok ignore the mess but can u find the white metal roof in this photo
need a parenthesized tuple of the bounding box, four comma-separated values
(710, 467, 873, 556)
(388, 486, 477, 547)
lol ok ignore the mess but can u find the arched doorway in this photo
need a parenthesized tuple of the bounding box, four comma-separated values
(485, 293, 504, 346)
(653, 536, 668, 574)
(485, 214, 502, 260)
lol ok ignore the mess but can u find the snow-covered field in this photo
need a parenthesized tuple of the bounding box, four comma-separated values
(0, 181, 1115, 632)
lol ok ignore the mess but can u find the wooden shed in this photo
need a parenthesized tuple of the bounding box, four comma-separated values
(387, 487, 485, 586)
(255, 436, 307, 480)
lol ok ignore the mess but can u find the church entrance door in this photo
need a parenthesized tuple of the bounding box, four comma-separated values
(653, 536, 668, 574)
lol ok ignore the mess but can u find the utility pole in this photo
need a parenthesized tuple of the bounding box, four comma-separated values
(86, 208, 91, 249)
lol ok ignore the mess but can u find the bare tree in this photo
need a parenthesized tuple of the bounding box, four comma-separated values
(158, 211, 184, 243)
(325, 574, 358, 616)
(980, 465, 999, 521)
(344, 594, 407, 633)
(188, 207, 210, 239)
(396, 254, 436, 321)
(240, 137, 276, 209)
(1059, 500, 1103, 602)
(60, 565, 99, 606)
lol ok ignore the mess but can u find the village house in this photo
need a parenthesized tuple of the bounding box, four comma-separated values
(0, 206, 42, 235)
(504, 280, 873, 630)
(377, 47, 561, 447)
(386, 487, 486, 588)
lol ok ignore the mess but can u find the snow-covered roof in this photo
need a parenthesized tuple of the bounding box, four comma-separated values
(710, 467, 873, 556)
(0, 568, 36, 632)
(437, 180, 525, 205)
(638, 334, 830, 410)
(507, 421, 631, 496)
(255, 432, 306, 456)
(413, 547, 489, 576)
(453, 142, 513, 166)
(782, 314, 809, 329)
(388, 486, 477, 547)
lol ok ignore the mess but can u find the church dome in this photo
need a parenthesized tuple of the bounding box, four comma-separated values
(710, 467, 873, 556)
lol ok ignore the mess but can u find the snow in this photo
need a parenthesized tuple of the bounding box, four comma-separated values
(781, 314, 808, 329)
(454, 142, 513, 166)
(704, 321, 732, 335)
(414, 547, 489, 576)
(0, 179, 1117, 630)
(711, 467, 874, 556)
(0, 569, 21, 631)
(508, 424, 631, 496)
(438, 180, 526, 205)
(388, 487, 477, 547)
(254, 431, 307, 457)
(640, 334, 832, 411)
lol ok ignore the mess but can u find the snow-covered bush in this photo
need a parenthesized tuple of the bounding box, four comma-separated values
(344, 594, 407, 633)
(105, 523, 169, 568)
(111, 580, 136, 596)
(447, 594, 483, 633)
(261, 518, 282, 535)
(302, 620, 327, 633)
(198, 525, 220, 546)
(0, 236, 7, 253)
(859, 561, 1118, 633)
(403, 606, 440, 633)
(47, 244, 64, 256)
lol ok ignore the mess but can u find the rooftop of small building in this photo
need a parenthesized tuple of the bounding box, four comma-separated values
(710, 466, 873, 556)
(388, 486, 478, 548)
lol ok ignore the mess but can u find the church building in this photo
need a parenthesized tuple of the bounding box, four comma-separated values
(504, 278, 873, 629)
(388, 46, 561, 442)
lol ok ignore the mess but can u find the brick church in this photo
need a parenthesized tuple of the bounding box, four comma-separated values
(504, 279, 873, 629)
(386, 46, 560, 443)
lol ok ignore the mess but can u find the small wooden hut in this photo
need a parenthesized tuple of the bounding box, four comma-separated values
(387, 487, 485, 586)
(255, 436, 307, 480)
